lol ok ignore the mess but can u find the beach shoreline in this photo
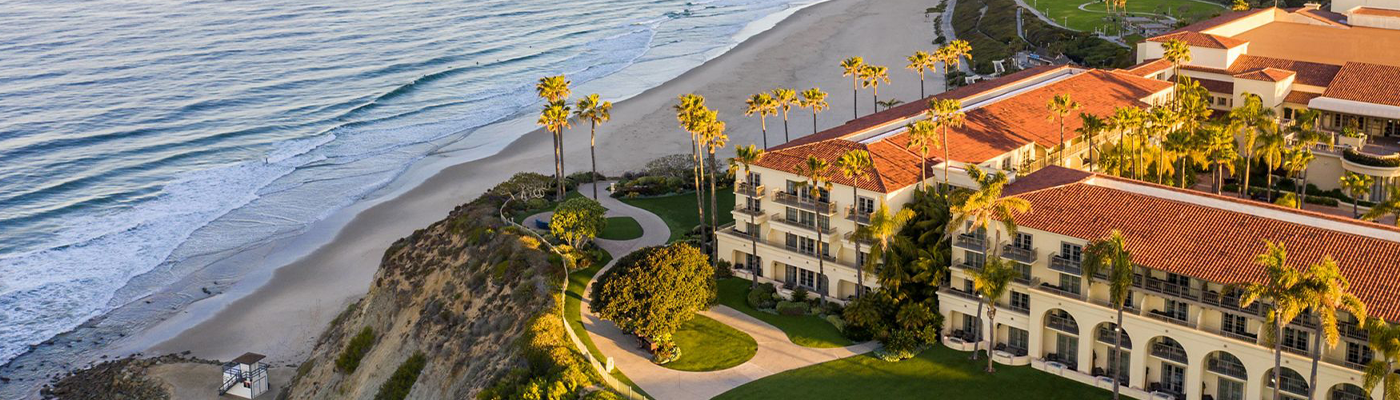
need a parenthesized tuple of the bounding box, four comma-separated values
(131, 0, 939, 369)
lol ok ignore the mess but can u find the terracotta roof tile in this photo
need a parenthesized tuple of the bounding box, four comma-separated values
(754, 138, 927, 193)
(1005, 166, 1400, 321)
(1228, 55, 1341, 86)
(1233, 67, 1295, 82)
(1147, 31, 1248, 49)
(1122, 58, 1173, 77)
(1195, 78, 1234, 94)
(1321, 62, 1400, 107)
(1284, 90, 1321, 104)
(1164, 7, 1273, 35)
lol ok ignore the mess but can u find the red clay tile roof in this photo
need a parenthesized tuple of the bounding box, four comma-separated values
(754, 138, 927, 193)
(1228, 55, 1341, 86)
(1284, 90, 1321, 104)
(1005, 166, 1400, 321)
(1351, 7, 1400, 18)
(1322, 62, 1400, 107)
(1233, 67, 1295, 82)
(1195, 78, 1235, 94)
(1163, 7, 1273, 35)
(1291, 7, 1349, 26)
(1148, 31, 1248, 49)
(1122, 58, 1173, 77)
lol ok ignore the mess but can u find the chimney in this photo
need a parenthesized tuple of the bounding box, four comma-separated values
(1303, 2, 1321, 10)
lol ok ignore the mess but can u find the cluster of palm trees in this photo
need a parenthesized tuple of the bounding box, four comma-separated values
(675, 94, 730, 266)
(840, 41, 973, 121)
(535, 75, 613, 200)
(745, 87, 828, 149)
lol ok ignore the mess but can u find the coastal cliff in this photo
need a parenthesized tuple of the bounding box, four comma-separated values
(282, 193, 569, 399)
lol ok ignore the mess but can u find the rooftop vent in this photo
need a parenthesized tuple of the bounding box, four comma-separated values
(1303, 2, 1321, 10)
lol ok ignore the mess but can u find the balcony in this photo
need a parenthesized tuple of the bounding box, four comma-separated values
(1267, 376, 1310, 398)
(1002, 244, 1039, 264)
(1095, 326, 1132, 349)
(954, 234, 986, 252)
(770, 213, 836, 235)
(954, 257, 982, 271)
(734, 205, 764, 217)
(722, 226, 759, 240)
(1339, 321, 1369, 342)
(1146, 309, 1194, 328)
(1046, 313, 1079, 335)
(940, 285, 981, 302)
(1150, 342, 1189, 364)
(782, 242, 837, 262)
(1033, 278, 1084, 300)
(845, 205, 872, 225)
(1202, 291, 1262, 317)
(736, 182, 765, 197)
(1206, 357, 1248, 380)
(1005, 302, 1030, 315)
(1049, 254, 1082, 276)
(773, 191, 837, 214)
(1139, 277, 1200, 301)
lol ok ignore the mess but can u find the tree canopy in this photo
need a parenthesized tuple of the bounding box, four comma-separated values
(590, 243, 716, 341)
(550, 197, 607, 247)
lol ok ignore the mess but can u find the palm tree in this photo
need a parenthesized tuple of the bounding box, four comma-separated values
(1238, 240, 1311, 400)
(1145, 107, 1176, 182)
(773, 88, 798, 143)
(1047, 94, 1082, 167)
(840, 57, 866, 119)
(745, 92, 779, 149)
(675, 94, 710, 252)
(794, 155, 834, 304)
(1363, 318, 1400, 400)
(1083, 230, 1134, 400)
(907, 50, 935, 98)
(1231, 0, 1250, 11)
(1201, 123, 1239, 194)
(1340, 172, 1374, 218)
(837, 149, 874, 297)
(1162, 128, 1203, 189)
(1282, 146, 1315, 209)
(1299, 257, 1367, 400)
(907, 119, 938, 189)
(1232, 93, 1275, 197)
(729, 144, 765, 290)
(1362, 187, 1400, 227)
(536, 75, 573, 199)
(537, 100, 572, 200)
(946, 165, 1031, 255)
(947, 40, 973, 71)
(929, 98, 966, 191)
(702, 113, 729, 266)
(970, 256, 1020, 373)
(1254, 125, 1288, 203)
(1162, 39, 1191, 100)
(800, 88, 829, 135)
(862, 200, 914, 295)
(1109, 106, 1142, 177)
(860, 65, 891, 115)
(574, 94, 612, 200)
(1076, 113, 1109, 172)
(876, 99, 904, 111)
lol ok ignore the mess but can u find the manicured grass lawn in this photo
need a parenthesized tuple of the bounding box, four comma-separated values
(663, 314, 758, 372)
(716, 278, 852, 348)
(1029, 0, 1224, 33)
(511, 190, 584, 224)
(598, 216, 644, 241)
(714, 345, 1114, 400)
(619, 188, 734, 243)
(564, 264, 648, 396)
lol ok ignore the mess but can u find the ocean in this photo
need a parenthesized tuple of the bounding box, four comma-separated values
(0, 0, 823, 394)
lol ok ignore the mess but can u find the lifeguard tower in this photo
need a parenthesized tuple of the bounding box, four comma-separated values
(219, 352, 270, 399)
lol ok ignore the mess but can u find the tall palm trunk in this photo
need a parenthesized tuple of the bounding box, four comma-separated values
(918, 73, 926, 99)
(559, 131, 567, 199)
(985, 307, 998, 373)
(760, 117, 769, 149)
(1273, 322, 1284, 400)
(1089, 133, 1097, 172)
(1117, 128, 1126, 176)
(970, 300, 984, 360)
(816, 220, 827, 305)
(1307, 318, 1323, 400)
(812, 112, 819, 135)
(590, 121, 599, 200)
(708, 151, 719, 267)
(750, 204, 760, 291)
(782, 115, 790, 142)
(871, 88, 879, 115)
(1242, 149, 1254, 198)
(1057, 118, 1065, 167)
(1266, 167, 1274, 203)
(554, 132, 565, 200)
(852, 185, 864, 298)
(1113, 308, 1125, 400)
(1178, 156, 1187, 189)
(1215, 162, 1225, 195)
(692, 135, 706, 257)
(1298, 169, 1309, 209)
(851, 80, 859, 119)
(920, 149, 929, 190)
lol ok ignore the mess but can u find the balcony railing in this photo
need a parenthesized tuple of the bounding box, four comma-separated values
(1096, 326, 1133, 349)
(1150, 342, 1189, 364)
(782, 242, 837, 262)
(1046, 313, 1079, 335)
(1146, 309, 1193, 328)
(734, 205, 764, 217)
(773, 191, 837, 214)
(1206, 357, 1248, 380)
(846, 205, 872, 225)
(1049, 254, 1082, 275)
(955, 258, 982, 271)
(1267, 375, 1310, 397)
(1006, 302, 1030, 315)
(1202, 291, 1262, 317)
(722, 226, 759, 240)
(941, 285, 981, 302)
(1339, 322, 1369, 342)
(954, 234, 986, 252)
(1033, 278, 1084, 300)
(770, 214, 835, 235)
(1002, 244, 1039, 264)
(1140, 277, 1200, 301)
(736, 182, 765, 197)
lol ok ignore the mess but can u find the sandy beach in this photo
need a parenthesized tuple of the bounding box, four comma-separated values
(141, 0, 940, 367)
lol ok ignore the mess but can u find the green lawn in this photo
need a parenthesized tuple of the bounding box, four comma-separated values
(716, 278, 852, 348)
(714, 345, 1114, 400)
(619, 188, 734, 243)
(511, 190, 585, 224)
(564, 264, 647, 397)
(598, 216, 644, 241)
(1030, 0, 1224, 33)
(663, 314, 758, 372)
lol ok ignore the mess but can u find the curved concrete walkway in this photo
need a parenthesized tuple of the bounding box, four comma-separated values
(573, 182, 878, 400)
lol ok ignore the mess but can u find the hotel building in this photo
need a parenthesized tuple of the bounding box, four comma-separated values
(1132, 3, 1400, 201)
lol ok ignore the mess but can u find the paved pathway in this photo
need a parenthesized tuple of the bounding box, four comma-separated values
(571, 182, 878, 400)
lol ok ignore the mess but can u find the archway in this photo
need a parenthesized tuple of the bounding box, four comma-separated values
(1042, 309, 1080, 370)
(1146, 336, 1189, 398)
(1263, 367, 1309, 400)
(1202, 350, 1247, 400)
(1327, 383, 1368, 400)
(1092, 322, 1132, 384)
